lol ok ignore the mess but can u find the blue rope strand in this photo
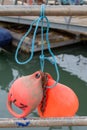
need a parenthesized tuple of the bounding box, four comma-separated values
(39, 14, 59, 88)
(15, 4, 59, 88)
(40, 4, 45, 72)
(45, 16, 59, 87)
(15, 18, 39, 64)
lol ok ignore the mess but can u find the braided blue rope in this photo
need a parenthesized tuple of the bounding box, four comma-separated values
(15, 4, 59, 88)
(39, 5, 59, 88)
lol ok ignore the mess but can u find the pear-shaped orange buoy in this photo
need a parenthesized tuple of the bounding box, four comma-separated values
(38, 73, 79, 117)
(7, 71, 45, 118)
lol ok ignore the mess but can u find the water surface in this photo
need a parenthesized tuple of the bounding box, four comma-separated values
(0, 43, 87, 130)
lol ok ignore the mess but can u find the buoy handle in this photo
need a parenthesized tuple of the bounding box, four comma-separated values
(7, 100, 29, 118)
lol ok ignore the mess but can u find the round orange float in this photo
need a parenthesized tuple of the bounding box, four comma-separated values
(7, 71, 44, 118)
(38, 73, 79, 117)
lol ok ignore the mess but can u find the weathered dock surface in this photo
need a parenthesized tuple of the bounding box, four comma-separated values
(0, 21, 81, 53)
(11, 30, 80, 53)
(0, 16, 87, 35)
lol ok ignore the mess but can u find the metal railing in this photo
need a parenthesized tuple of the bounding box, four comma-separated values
(1, 117, 87, 128)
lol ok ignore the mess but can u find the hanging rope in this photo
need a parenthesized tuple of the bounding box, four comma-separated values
(15, 4, 59, 88)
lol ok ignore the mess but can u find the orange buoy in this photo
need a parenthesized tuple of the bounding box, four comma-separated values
(38, 73, 79, 117)
(7, 71, 44, 118)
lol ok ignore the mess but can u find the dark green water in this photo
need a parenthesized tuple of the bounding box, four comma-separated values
(0, 42, 87, 130)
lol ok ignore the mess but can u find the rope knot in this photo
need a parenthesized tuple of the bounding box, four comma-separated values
(39, 54, 45, 61)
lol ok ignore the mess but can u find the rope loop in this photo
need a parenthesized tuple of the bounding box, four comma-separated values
(15, 4, 59, 88)
(15, 18, 39, 65)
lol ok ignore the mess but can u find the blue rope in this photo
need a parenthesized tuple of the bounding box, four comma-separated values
(40, 4, 45, 72)
(39, 5, 59, 88)
(15, 4, 59, 88)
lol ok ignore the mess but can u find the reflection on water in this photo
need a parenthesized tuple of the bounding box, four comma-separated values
(0, 44, 87, 130)
(49, 54, 87, 83)
(8, 68, 20, 89)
